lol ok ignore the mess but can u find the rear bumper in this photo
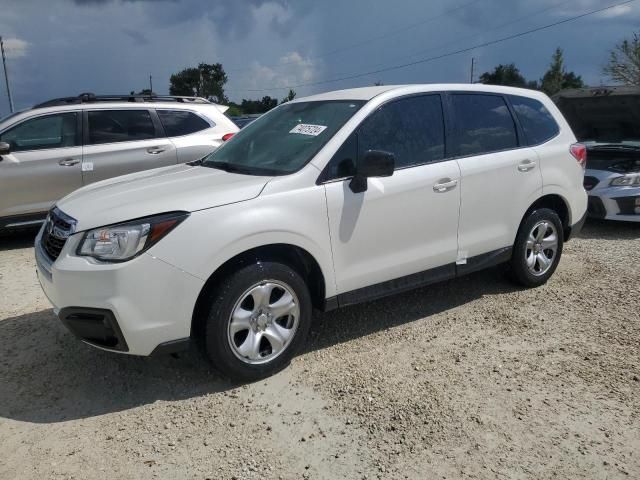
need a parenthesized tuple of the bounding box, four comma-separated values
(565, 210, 587, 241)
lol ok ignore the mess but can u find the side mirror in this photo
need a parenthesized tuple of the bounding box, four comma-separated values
(349, 149, 395, 193)
(0, 141, 10, 157)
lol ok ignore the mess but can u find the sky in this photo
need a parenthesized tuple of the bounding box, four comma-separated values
(0, 0, 639, 115)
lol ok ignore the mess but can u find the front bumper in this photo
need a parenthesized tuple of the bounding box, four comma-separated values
(584, 169, 640, 222)
(35, 227, 205, 356)
(587, 188, 640, 222)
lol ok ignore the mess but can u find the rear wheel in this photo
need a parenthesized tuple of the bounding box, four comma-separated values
(510, 208, 563, 287)
(204, 262, 312, 381)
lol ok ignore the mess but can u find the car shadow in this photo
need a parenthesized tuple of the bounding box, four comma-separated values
(0, 308, 236, 424)
(304, 267, 518, 354)
(0, 228, 39, 251)
(578, 218, 640, 240)
(0, 266, 518, 424)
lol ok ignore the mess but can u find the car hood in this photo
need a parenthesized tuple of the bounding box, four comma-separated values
(554, 87, 640, 144)
(57, 164, 271, 231)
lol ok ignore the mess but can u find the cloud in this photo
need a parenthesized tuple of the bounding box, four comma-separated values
(70, 0, 307, 39)
(597, 4, 633, 18)
(122, 27, 149, 45)
(1, 38, 29, 58)
(242, 51, 317, 94)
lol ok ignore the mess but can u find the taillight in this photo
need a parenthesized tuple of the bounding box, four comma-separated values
(570, 143, 587, 169)
(222, 133, 235, 142)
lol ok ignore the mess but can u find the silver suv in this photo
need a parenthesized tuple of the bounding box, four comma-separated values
(0, 93, 239, 230)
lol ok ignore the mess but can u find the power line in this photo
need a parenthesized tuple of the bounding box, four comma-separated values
(327, 0, 576, 85)
(228, 0, 574, 93)
(224, 0, 484, 73)
(229, 0, 636, 93)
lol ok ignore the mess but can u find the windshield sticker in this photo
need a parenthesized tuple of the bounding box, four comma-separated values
(290, 124, 327, 136)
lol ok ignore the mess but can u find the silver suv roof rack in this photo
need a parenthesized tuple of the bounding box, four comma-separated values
(33, 93, 212, 109)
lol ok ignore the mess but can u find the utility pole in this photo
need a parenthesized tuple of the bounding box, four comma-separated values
(0, 36, 15, 113)
(470, 57, 475, 84)
(149, 74, 153, 93)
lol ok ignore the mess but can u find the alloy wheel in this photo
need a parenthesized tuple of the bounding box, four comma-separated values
(227, 280, 300, 365)
(525, 220, 558, 276)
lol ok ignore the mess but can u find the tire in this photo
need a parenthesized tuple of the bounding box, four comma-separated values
(509, 208, 564, 288)
(204, 261, 312, 381)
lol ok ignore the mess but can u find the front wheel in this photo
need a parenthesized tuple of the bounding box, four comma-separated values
(510, 208, 564, 288)
(204, 262, 312, 381)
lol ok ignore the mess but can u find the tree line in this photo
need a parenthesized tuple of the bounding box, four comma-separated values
(479, 31, 639, 94)
(144, 30, 640, 115)
(164, 61, 295, 116)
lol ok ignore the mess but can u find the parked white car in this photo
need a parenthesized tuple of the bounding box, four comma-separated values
(0, 93, 238, 230)
(35, 84, 588, 380)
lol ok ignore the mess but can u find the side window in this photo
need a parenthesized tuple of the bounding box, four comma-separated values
(324, 133, 358, 180)
(0, 113, 78, 152)
(157, 110, 211, 137)
(450, 94, 518, 156)
(510, 95, 559, 145)
(358, 95, 445, 168)
(87, 110, 156, 145)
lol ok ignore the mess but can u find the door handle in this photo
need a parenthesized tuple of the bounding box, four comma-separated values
(433, 178, 458, 193)
(146, 147, 166, 155)
(518, 160, 537, 172)
(58, 158, 80, 166)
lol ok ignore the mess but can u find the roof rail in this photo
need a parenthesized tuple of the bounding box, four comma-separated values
(33, 93, 213, 109)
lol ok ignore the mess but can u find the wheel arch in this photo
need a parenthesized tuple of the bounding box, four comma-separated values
(191, 243, 328, 342)
(519, 194, 572, 241)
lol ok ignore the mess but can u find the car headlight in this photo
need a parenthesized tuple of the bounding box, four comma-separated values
(610, 175, 640, 187)
(77, 212, 189, 262)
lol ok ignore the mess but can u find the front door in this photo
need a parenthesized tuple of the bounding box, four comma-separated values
(323, 94, 461, 297)
(0, 111, 82, 219)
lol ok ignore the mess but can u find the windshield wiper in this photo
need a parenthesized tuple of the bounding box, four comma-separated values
(202, 161, 263, 175)
(202, 161, 282, 176)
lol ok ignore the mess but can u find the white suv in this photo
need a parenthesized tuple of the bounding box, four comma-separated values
(0, 94, 238, 230)
(35, 84, 587, 380)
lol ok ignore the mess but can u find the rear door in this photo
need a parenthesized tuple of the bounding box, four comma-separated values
(81, 108, 177, 185)
(0, 111, 82, 219)
(449, 93, 543, 260)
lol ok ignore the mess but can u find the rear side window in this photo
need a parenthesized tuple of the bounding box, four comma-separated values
(358, 94, 446, 169)
(450, 94, 518, 156)
(157, 110, 211, 137)
(87, 110, 155, 145)
(510, 95, 559, 145)
(1, 112, 78, 151)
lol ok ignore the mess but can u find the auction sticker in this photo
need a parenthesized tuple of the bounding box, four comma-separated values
(290, 124, 327, 136)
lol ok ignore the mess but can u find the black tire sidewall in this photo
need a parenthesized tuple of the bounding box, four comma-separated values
(511, 208, 564, 287)
(204, 261, 312, 381)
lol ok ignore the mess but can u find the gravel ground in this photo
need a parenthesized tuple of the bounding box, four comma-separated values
(1, 220, 639, 479)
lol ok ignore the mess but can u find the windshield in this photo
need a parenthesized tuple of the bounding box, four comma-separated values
(202, 100, 365, 175)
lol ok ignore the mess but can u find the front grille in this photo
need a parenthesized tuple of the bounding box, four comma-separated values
(583, 176, 599, 191)
(40, 207, 77, 261)
(42, 231, 66, 260)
